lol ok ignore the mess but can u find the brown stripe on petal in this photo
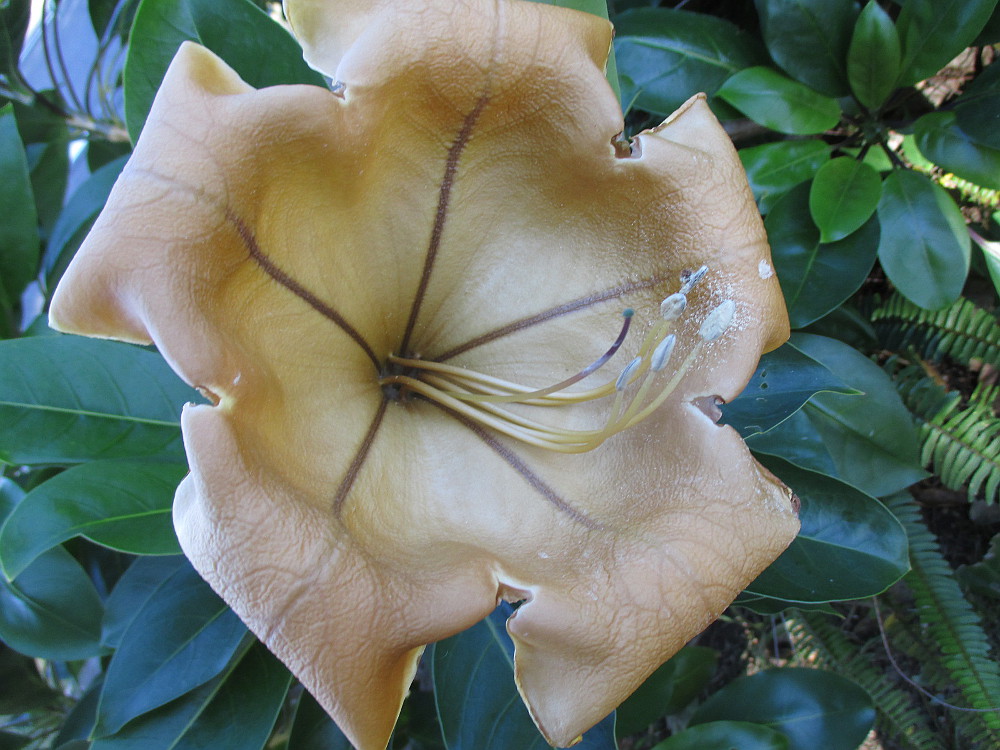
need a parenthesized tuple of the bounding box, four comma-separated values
(435, 275, 669, 362)
(449, 410, 604, 531)
(227, 210, 382, 372)
(398, 93, 491, 357)
(333, 399, 389, 516)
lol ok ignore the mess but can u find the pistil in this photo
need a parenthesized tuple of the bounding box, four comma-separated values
(378, 267, 735, 453)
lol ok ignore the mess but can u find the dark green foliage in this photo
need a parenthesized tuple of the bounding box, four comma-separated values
(884, 493, 1000, 747)
(4, 1, 1000, 749)
(789, 612, 942, 750)
(873, 294, 1000, 366)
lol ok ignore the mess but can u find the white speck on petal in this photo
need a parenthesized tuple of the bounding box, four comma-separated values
(758, 260, 774, 279)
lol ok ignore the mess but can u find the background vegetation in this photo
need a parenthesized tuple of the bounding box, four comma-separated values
(2, 0, 1000, 748)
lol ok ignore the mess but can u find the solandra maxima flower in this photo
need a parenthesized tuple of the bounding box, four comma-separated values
(49, 0, 799, 747)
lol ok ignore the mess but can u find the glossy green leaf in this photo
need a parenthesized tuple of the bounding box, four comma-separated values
(94, 564, 247, 736)
(432, 602, 617, 750)
(691, 668, 874, 750)
(716, 67, 840, 135)
(747, 457, 909, 602)
(721, 342, 853, 438)
(877, 169, 970, 311)
(0, 0, 29, 78)
(0, 336, 198, 465)
(0, 460, 185, 580)
(616, 646, 716, 738)
(954, 62, 1000, 150)
(123, 0, 325, 141)
(847, 1, 901, 110)
(765, 183, 879, 328)
(54, 677, 102, 746)
(739, 140, 830, 213)
(42, 155, 127, 291)
(753, 0, 855, 96)
(896, 0, 998, 86)
(749, 333, 926, 497)
(101, 555, 188, 648)
(0, 104, 40, 304)
(914, 111, 1000, 190)
(170, 643, 291, 750)
(89, 643, 249, 750)
(653, 721, 788, 750)
(25, 133, 70, 238)
(614, 7, 766, 117)
(808, 157, 881, 243)
(287, 691, 352, 750)
(0, 480, 106, 660)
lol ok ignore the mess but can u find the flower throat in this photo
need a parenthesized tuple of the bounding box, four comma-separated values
(378, 266, 735, 454)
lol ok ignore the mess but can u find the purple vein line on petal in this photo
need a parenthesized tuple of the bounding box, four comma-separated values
(397, 93, 491, 358)
(448, 409, 604, 531)
(333, 399, 389, 516)
(226, 209, 382, 372)
(435, 275, 670, 362)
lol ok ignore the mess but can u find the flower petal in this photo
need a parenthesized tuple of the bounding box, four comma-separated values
(50, 2, 797, 748)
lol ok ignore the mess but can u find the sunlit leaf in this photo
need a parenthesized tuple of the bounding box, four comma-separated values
(877, 169, 970, 311)
(896, 0, 999, 86)
(847, 1, 901, 110)
(754, 0, 855, 96)
(614, 7, 766, 116)
(808, 157, 881, 243)
(739, 139, 830, 213)
(914, 111, 1000, 191)
(717, 67, 840, 135)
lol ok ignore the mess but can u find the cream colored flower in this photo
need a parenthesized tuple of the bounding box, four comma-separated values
(50, 1, 798, 747)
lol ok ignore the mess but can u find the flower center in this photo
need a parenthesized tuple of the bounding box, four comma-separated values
(378, 266, 734, 453)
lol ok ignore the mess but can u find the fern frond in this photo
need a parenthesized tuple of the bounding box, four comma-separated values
(788, 611, 943, 750)
(885, 493, 1000, 747)
(921, 384, 1000, 505)
(873, 294, 1000, 366)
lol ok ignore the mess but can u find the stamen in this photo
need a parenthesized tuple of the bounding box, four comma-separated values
(699, 300, 736, 341)
(659, 293, 686, 321)
(650, 334, 676, 372)
(378, 269, 735, 453)
(616, 357, 643, 392)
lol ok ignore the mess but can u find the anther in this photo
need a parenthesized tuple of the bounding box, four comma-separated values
(699, 300, 736, 341)
(616, 357, 643, 392)
(659, 293, 686, 321)
(650, 334, 677, 372)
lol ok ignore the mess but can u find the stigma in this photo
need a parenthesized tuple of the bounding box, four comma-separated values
(378, 267, 735, 453)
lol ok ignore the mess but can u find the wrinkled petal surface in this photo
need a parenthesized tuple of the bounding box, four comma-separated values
(50, 1, 799, 747)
